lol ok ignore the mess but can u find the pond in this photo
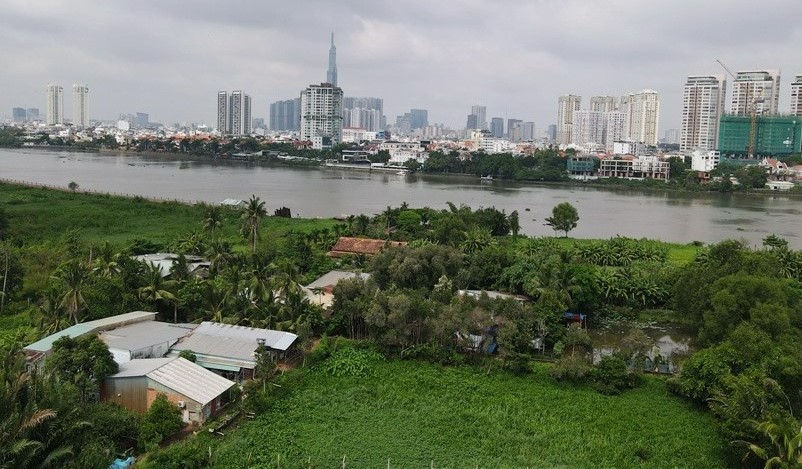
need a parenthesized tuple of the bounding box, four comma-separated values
(589, 322, 696, 374)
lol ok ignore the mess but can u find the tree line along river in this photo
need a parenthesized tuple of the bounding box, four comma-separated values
(1, 147, 801, 248)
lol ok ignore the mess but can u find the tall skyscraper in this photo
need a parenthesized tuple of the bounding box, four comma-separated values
(791, 74, 802, 117)
(26, 108, 40, 121)
(216, 90, 252, 135)
(522, 122, 535, 141)
(621, 90, 660, 146)
(730, 69, 780, 116)
(46, 83, 63, 125)
(269, 98, 301, 131)
(547, 124, 557, 142)
(327, 32, 338, 86)
(467, 105, 487, 130)
(72, 84, 89, 127)
(556, 95, 581, 145)
(300, 83, 344, 143)
(590, 96, 618, 112)
(409, 109, 428, 130)
(490, 117, 504, 138)
(680, 75, 726, 151)
(12, 107, 26, 123)
(134, 112, 149, 128)
(507, 119, 522, 140)
(604, 112, 627, 152)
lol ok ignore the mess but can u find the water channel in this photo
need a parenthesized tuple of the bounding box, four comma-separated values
(1, 148, 801, 247)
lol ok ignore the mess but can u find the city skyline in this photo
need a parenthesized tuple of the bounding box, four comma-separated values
(1, 1, 801, 130)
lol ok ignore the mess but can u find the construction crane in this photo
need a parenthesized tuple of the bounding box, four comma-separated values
(717, 59, 758, 158)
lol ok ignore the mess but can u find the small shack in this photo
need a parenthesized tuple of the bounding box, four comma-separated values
(102, 357, 234, 424)
(303, 270, 371, 309)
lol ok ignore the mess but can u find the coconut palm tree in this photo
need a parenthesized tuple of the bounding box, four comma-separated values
(90, 241, 120, 279)
(241, 195, 266, 254)
(203, 206, 224, 241)
(53, 260, 89, 325)
(37, 291, 69, 336)
(741, 415, 802, 468)
(206, 239, 233, 275)
(138, 262, 177, 322)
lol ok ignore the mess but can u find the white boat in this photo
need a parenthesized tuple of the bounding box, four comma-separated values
(480, 175, 493, 181)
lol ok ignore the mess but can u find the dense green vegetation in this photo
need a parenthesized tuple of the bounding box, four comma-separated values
(3, 181, 802, 467)
(209, 358, 725, 468)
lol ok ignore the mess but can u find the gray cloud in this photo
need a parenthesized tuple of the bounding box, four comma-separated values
(1, 0, 801, 133)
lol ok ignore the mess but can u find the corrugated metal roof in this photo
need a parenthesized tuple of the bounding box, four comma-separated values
(24, 311, 157, 353)
(112, 357, 177, 378)
(147, 357, 234, 405)
(99, 321, 196, 352)
(169, 322, 297, 364)
(305, 270, 371, 290)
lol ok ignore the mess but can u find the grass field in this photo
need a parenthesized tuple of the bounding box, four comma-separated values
(211, 360, 727, 468)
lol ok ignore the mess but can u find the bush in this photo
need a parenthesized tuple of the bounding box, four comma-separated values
(139, 394, 183, 451)
(550, 356, 592, 384)
(501, 351, 532, 375)
(321, 346, 384, 377)
(591, 356, 641, 395)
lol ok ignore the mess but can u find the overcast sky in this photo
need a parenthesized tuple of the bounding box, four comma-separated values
(1, 0, 801, 133)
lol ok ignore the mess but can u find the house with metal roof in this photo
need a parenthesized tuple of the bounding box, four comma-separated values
(328, 237, 407, 257)
(167, 322, 298, 381)
(303, 270, 371, 308)
(98, 321, 197, 364)
(102, 357, 234, 424)
(23, 311, 158, 365)
(132, 253, 210, 279)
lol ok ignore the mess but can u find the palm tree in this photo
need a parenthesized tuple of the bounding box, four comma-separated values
(53, 260, 88, 325)
(91, 241, 120, 278)
(37, 291, 69, 336)
(460, 228, 495, 255)
(203, 206, 224, 241)
(741, 415, 802, 468)
(138, 262, 177, 322)
(206, 240, 233, 275)
(241, 195, 267, 254)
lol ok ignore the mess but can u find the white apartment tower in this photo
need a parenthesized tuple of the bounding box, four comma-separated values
(730, 69, 780, 116)
(72, 84, 89, 127)
(791, 74, 802, 117)
(300, 83, 344, 143)
(604, 111, 627, 152)
(621, 90, 660, 146)
(46, 83, 64, 125)
(557, 95, 581, 145)
(571, 111, 605, 147)
(216, 91, 252, 136)
(680, 75, 726, 151)
(590, 96, 618, 112)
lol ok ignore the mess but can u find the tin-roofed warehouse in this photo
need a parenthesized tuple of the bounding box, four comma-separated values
(167, 322, 298, 381)
(102, 357, 234, 424)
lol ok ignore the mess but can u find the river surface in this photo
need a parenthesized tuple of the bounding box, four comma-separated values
(1, 148, 801, 247)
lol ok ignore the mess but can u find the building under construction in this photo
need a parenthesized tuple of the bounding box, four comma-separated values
(718, 114, 801, 157)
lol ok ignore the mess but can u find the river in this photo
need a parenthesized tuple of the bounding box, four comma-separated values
(1, 148, 801, 247)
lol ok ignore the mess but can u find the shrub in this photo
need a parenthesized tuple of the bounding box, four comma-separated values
(591, 356, 641, 395)
(321, 346, 384, 377)
(550, 356, 592, 384)
(139, 394, 183, 451)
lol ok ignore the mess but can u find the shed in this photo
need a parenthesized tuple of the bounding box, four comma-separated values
(98, 321, 197, 364)
(23, 311, 157, 365)
(102, 357, 234, 424)
(303, 270, 371, 309)
(167, 322, 298, 381)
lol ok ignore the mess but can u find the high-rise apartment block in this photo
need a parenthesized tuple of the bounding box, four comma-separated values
(490, 117, 504, 138)
(343, 97, 386, 131)
(72, 84, 89, 127)
(572, 110, 626, 152)
(730, 69, 780, 116)
(590, 96, 618, 112)
(557, 95, 581, 145)
(621, 90, 660, 146)
(46, 84, 64, 125)
(791, 74, 802, 117)
(26, 108, 40, 121)
(300, 83, 344, 143)
(269, 98, 301, 131)
(409, 109, 428, 130)
(680, 75, 726, 151)
(216, 90, 252, 136)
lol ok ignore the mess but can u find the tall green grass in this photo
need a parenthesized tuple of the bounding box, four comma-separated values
(212, 360, 726, 468)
